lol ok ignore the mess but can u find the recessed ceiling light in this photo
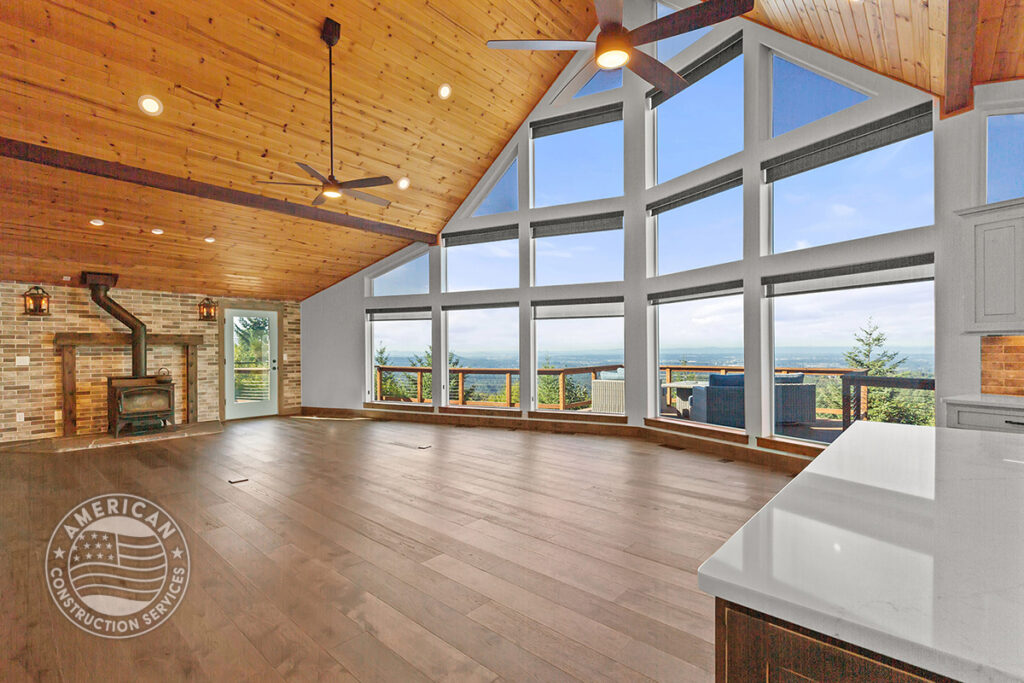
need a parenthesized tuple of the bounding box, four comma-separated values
(437, 83, 453, 100)
(89, 218, 104, 226)
(138, 95, 164, 116)
(204, 236, 216, 243)
(397, 177, 411, 190)
(62, 276, 72, 281)
(151, 228, 164, 235)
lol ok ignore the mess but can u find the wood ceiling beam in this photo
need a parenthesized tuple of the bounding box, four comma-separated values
(942, 0, 979, 116)
(0, 136, 435, 244)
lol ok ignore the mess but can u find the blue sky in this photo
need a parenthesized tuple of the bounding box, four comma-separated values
(988, 114, 1024, 203)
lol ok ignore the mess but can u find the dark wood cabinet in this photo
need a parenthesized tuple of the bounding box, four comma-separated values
(715, 599, 955, 683)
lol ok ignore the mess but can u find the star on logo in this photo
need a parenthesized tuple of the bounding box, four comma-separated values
(73, 555, 79, 562)
(83, 542, 90, 549)
(91, 533, 98, 540)
(108, 554, 115, 561)
(106, 543, 112, 549)
(85, 553, 92, 560)
(53, 547, 65, 559)
(102, 534, 109, 541)
(171, 547, 184, 559)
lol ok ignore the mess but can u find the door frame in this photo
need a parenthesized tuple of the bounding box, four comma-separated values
(217, 300, 286, 421)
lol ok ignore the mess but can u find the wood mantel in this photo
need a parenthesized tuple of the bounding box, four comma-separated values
(55, 333, 205, 436)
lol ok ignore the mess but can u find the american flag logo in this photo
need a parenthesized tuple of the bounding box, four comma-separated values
(68, 531, 167, 604)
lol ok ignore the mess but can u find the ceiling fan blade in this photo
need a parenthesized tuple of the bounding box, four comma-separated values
(593, 0, 624, 29)
(296, 161, 329, 184)
(488, 39, 595, 51)
(343, 189, 391, 208)
(629, 0, 754, 46)
(338, 175, 393, 190)
(628, 49, 689, 99)
(254, 181, 321, 187)
(311, 193, 327, 207)
(549, 59, 601, 107)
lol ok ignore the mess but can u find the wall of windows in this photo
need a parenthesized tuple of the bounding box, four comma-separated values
(302, 2, 949, 450)
(368, 309, 432, 403)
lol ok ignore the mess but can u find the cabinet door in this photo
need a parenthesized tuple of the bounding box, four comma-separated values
(971, 219, 1024, 331)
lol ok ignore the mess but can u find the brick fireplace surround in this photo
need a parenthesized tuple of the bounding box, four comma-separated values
(0, 281, 300, 443)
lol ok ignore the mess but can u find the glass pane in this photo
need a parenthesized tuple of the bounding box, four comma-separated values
(657, 294, 744, 427)
(371, 253, 429, 296)
(473, 159, 519, 216)
(233, 316, 271, 403)
(657, 185, 743, 274)
(371, 319, 432, 403)
(575, 69, 623, 98)
(534, 120, 624, 207)
(447, 307, 519, 407)
(534, 229, 623, 286)
(446, 239, 518, 292)
(773, 280, 935, 444)
(656, 55, 743, 183)
(535, 316, 624, 413)
(987, 114, 1024, 204)
(772, 132, 934, 253)
(657, 3, 711, 62)
(772, 56, 867, 137)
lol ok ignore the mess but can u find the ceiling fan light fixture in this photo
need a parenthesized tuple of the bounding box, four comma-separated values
(595, 30, 632, 70)
(397, 177, 411, 190)
(89, 218, 105, 226)
(322, 187, 343, 198)
(437, 83, 453, 100)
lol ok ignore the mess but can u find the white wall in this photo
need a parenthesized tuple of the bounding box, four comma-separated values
(302, 1, 1024, 436)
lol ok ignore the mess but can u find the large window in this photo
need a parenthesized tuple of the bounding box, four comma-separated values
(769, 263, 935, 444)
(371, 253, 429, 297)
(769, 105, 934, 253)
(534, 299, 624, 414)
(446, 306, 519, 408)
(444, 225, 519, 292)
(533, 212, 623, 286)
(655, 288, 744, 428)
(369, 309, 432, 403)
(653, 173, 743, 275)
(987, 113, 1024, 204)
(655, 38, 743, 183)
(533, 105, 624, 207)
(771, 55, 867, 137)
(473, 159, 518, 216)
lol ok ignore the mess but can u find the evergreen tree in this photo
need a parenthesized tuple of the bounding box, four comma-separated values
(409, 346, 475, 403)
(373, 345, 405, 400)
(537, 357, 590, 409)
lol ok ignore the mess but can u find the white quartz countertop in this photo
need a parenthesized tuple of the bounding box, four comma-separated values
(698, 421, 1024, 682)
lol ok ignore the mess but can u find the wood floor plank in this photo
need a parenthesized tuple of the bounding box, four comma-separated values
(0, 416, 788, 682)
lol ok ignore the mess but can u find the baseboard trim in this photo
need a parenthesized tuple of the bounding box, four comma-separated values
(301, 406, 812, 474)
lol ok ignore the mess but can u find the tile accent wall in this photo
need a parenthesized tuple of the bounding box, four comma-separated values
(0, 282, 300, 442)
(981, 335, 1024, 397)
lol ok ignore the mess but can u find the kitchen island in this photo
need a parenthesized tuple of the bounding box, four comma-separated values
(698, 421, 1024, 682)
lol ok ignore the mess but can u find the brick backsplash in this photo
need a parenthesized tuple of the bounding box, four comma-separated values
(981, 335, 1024, 397)
(0, 281, 300, 442)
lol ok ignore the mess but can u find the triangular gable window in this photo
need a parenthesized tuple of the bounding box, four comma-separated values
(472, 158, 518, 217)
(575, 69, 623, 98)
(772, 56, 868, 137)
(657, 2, 711, 62)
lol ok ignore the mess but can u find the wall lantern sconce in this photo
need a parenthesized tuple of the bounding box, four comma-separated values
(23, 285, 51, 316)
(198, 297, 218, 321)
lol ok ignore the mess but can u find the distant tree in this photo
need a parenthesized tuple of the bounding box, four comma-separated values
(233, 316, 270, 365)
(409, 346, 475, 403)
(817, 318, 933, 426)
(373, 345, 405, 400)
(537, 357, 589, 409)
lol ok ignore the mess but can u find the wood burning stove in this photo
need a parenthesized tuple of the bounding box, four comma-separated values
(108, 377, 175, 437)
(82, 271, 176, 437)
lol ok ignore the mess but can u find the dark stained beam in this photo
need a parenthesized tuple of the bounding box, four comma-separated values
(0, 137, 434, 244)
(943, 0, 979, 117)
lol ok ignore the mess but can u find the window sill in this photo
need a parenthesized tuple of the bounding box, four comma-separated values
(528, 410, 628, 424)
(644, 417, 748, 444)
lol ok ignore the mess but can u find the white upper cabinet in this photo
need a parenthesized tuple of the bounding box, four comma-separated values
(957, 198, 1024, 333)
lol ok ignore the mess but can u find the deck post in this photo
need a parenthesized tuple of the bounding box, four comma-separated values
(505, 373, 512, 407)
(375, 366, 382, 401)
(458, 372, 464, 405)
(558, 372, 566, 410)
(416, 370, 423, 403)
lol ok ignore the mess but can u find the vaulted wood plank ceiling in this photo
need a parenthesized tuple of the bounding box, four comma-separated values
(0, 0, 595, 299)
(2, 0, 1022, 300)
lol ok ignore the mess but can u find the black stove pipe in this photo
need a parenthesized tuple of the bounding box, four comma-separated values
(82, 272, 147, 378)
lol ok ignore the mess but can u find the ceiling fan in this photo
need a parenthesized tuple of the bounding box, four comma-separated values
(258, 18, 393, 208)
(488, 0, 754, 106)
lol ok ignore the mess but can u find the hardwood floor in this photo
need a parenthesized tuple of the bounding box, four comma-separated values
(0, 416, 790, 682)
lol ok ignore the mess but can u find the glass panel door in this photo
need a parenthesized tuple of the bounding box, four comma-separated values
(224, 309, 279, 420)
